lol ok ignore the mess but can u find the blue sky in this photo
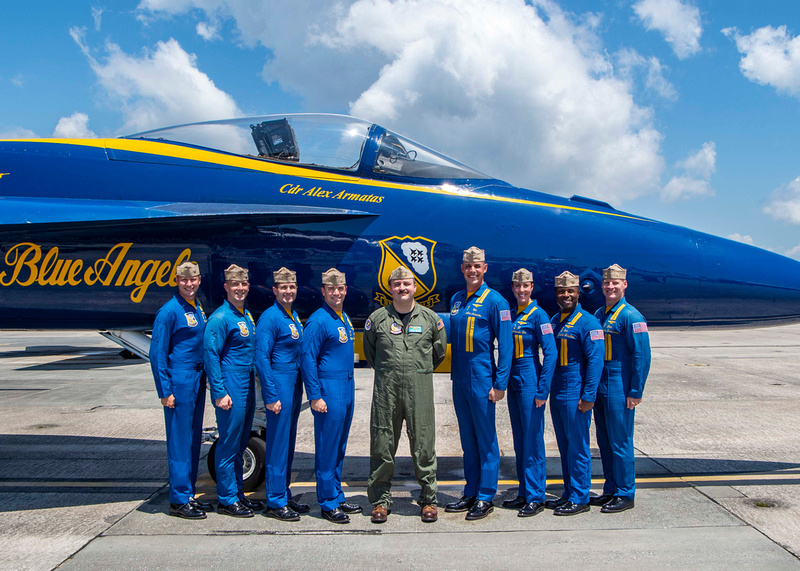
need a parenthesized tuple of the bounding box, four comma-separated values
(2, 0, 800, 257)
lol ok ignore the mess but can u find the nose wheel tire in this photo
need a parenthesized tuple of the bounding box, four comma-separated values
(206, 435, 266, 492)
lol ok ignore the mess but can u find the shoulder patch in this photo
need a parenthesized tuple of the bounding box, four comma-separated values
(365, 318, 372, 331)
(437, 318, 444, 331)
(590, 329, 604, 341)
(540, 323, 553, 335)
(633, 322, 648, 333)
(499, 309, 512, 321)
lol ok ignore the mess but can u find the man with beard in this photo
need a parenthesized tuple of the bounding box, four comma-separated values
(363, 266, 448, 524)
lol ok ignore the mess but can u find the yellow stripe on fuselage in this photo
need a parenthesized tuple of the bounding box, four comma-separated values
(1, 138, 647, 221)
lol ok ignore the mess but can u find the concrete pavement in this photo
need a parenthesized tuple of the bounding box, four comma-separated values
(1, 326, 799, 569)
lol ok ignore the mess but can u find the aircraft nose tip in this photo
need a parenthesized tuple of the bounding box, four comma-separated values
(697, 233, 800, 326)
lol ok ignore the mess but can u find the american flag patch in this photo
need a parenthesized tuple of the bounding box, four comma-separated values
(590, 329, 604, 341)
(541, 323, 553, 335)
(633, 322, 648, 333)
(500, 310, 512, 321)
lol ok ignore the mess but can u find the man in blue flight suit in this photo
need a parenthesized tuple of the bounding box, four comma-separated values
(255, 267, 310, 522)
(504, 268, 557, 518)
(445, 246, 513, 521)
(204, 264, 264, 518)
(546, 271, 604, 516)
(591, 263, 651, 513)
(301, 268, 362, 524)
(150, 261, 210, 519)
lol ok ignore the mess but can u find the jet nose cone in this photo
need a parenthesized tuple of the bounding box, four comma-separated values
(697, 233, 800, 326)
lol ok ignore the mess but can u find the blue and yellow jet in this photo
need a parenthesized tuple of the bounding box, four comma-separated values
(1, 113, 799, 340)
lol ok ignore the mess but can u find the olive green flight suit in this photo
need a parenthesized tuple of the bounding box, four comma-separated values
(363, 303, 447, 507)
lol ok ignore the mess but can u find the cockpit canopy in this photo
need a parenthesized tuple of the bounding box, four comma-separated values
(126, 113, 492, 181)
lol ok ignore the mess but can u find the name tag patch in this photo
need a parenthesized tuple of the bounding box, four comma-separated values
(408, 325, 422, 333)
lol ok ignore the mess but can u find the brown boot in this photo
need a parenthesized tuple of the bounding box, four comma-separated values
(421, 504, 438, 523)
(370, 504, 389, 524)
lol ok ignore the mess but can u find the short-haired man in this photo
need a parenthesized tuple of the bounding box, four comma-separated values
(445, 247, 512, 521)
(150, 261, 210, 519)
(204, 264, 263, 517)
(255, 267, 310, 522)
(504, 268, 557, 517)
(591, 264, 651, 513)
(364, 266, 448, 524)
(546, 271, 604, 516)
(301, 268, 361, 524)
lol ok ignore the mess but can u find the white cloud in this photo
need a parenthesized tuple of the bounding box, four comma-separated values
(727, 233, 754, 245)
(196, 21, 220, 41)
(764, 176, 800, 224)
(661, 141, 716, 202)
(53, 112, 97, 138)
(10, 74, 24, 87)
(633, 0, 702, 59)
(616, 48, 677, 100)
(70, 26, 241, 134)
(0, 127, 38, 139)
(135, 0, 666, 202)
(92, 7, 104, 31)
(784, 244, 800, 260)
(723, 25, 800, 99)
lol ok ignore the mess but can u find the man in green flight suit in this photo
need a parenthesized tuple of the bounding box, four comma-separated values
(364, 266, 448, 524)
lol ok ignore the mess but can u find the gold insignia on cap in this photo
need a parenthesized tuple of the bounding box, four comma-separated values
(554, 271, 579, 288)
(273, 267, 296, 284)
(321, 268, 346, 286)
(224, 264, 249, 282)
(389, 266, 415, 282)
(462, 246, 485, 263)
(175, 261, 200, 278)
(602, 263, 627, 280)
(511, 268, 533, 283)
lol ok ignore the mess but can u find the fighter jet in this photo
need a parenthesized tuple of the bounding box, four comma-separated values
(1, 113, 798, 351)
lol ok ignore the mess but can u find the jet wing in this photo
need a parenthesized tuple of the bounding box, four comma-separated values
(0, 197, 376, 232)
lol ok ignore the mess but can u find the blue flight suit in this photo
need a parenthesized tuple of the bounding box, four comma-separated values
(509, 301, 557, 504)
(449, 282, 512, 501)
(594, 297, 651, 500)
(150, 293, 207, 505)
(550, 304, 604, 505)
(255, 303, 304, 510)
(203, 300, 256, 506)
(300, 303, 355, 512)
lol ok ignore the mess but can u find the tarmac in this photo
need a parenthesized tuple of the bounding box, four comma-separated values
(1, 325, 800, 569)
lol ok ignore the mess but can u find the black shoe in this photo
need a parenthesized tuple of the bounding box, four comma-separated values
(444, 496, 476, 513)
(589, 493, 614, 507)
(264, 505, 301, 521)
(601, 496, 635, 513)
(502, 496, 526, 509)
(544, 497, 568, 510)
(218, 501, 255, 518)
(169, 502, 207, 520)
(518, 501, 544, 518)
(465, 500, 494, 520)
(239, 497, 265, 511)
(190, 498, 213, 511)
(321, 507, 350, 524)
(338, 501, 362, 514)
(554, 501, 590, 516)
(288, 498, 311, 514)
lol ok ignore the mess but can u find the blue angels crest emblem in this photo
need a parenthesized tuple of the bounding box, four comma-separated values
(376, 236, 439, 308)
